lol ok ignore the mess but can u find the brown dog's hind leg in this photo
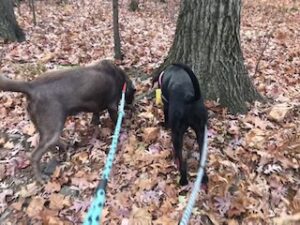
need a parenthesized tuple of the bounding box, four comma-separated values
(29, 103, 65, 183)
(32, 132, 60, 183)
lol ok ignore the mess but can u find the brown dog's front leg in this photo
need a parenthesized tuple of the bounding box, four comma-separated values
(108, 104, 118, 125)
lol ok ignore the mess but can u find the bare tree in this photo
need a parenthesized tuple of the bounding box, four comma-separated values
(112, 0, 122, 60)
(0, 0, 25, 42)
(29, 0, 37, 25)
(157, 0, 263, 113)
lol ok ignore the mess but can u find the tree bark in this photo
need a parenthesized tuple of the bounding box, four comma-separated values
(0, 0, 25, 42)
(158, 0, 263, 114)
(112, 0, 122, 60)
(29, 0, 37, 26)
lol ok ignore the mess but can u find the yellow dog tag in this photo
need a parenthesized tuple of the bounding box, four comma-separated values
(155, 89, 163, 105)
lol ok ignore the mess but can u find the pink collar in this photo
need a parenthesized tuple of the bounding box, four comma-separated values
(158, 71, 164, 88)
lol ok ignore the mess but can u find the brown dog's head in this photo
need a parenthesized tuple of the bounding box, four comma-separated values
(99, 60, 136, 104)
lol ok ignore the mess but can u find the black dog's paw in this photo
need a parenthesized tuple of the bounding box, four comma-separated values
(91, 116, 100, 125)
(158, 121, 169, 129)
(179, 177, 188, 186)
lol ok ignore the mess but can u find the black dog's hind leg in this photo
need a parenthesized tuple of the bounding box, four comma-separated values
(91, 113, 100, 125)
(171, 127, 188, 186)
(163, 103, 169, 128)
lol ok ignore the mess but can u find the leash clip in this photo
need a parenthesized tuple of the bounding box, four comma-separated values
(122, 83, 127, 93)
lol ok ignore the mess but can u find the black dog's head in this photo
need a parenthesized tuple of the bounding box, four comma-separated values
(125, 78, 136, 104)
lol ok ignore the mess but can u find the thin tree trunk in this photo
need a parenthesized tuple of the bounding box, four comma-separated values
(29, 0, 37, 25)
(0, 0, 25, 42)
(158, 0, 263, 114)
(112, 0, 122, 60)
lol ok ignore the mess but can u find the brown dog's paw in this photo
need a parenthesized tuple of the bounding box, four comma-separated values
(35, 173, 49, 185)
(33, 165, 50, 184)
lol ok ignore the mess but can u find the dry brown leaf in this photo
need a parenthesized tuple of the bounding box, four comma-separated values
(49, 193, 71, 210)
(245, 128, 266, 149)
(268, 103, 293, 122)
(0, 164, 6, 181)
(26, 197, 45, 218)
(72, 151, 89, 163)
(18, 182, 41, 198)
(136, 177, 155, 191)
(138, 111, 155, 120)
(43, 216, 65, 225)
(273, 212, 300, 225)
(129, 205, 152, 225)
(3, 141, 14, 150)
(22, 122, 36, 135)
(153, 215, 178, 225)
(10, 199, 25, 211)
(44, 181, 62, 193)
(0, 133, 6, 146)
(40, 53, 55, 63)
(227, 219, 239, 225)
(143, 127, 160, 143)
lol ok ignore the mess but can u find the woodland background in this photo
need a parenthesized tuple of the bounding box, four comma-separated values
(0, 0, 299, 224)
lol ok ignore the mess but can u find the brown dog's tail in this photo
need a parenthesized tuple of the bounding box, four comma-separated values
(0, 74, 31, 96)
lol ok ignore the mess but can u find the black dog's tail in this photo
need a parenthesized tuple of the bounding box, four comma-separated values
(172, 63, 201, 101)
(0, 74, 31, 96)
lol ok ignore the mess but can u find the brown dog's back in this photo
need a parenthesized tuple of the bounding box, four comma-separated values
(0, 60, 135, 182)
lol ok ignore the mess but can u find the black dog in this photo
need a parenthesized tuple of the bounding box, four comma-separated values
(0, 60, 135, 182)
(153, 63, 208, 186)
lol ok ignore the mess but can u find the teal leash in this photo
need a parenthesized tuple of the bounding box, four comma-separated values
(179, 125, 208, 225)
(83, 83, 127, 225)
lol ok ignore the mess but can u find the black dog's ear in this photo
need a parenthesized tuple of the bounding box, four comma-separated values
(152, 72, 160, 88)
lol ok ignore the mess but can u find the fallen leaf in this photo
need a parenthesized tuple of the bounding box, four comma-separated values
(22, 122, 36, 135)
(143, 127, 160, 143)
(129, 205, 152, 225)
(273, 212, 300, 225)
(10, 198, 25, 211)
(72, 151, 89, 163)
(49, 193, 71, 210)
(268, 103, 293, 122)
(0, 164, 6, 181)
(44, 181, 62, 193)
(3, 141, 14, 149)
(0, 189, 13, 213)
(245, 128, 266, 149)
(17, 182, 41, 198)
(26, 196, 45, 218)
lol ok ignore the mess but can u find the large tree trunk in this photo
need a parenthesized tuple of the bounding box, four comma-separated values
(159, 0, 262, 114)
(0, 0, 25, 42)
(112, 0, 122, 60)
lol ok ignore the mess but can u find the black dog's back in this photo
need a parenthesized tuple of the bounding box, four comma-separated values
(171, 63, 201, 101)
(157, 63, 208, 186)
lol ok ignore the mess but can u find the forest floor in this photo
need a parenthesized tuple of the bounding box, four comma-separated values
(0, 0, 299, 224)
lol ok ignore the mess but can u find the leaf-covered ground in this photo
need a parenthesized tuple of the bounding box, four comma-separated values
(0, 0, 299, 224)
